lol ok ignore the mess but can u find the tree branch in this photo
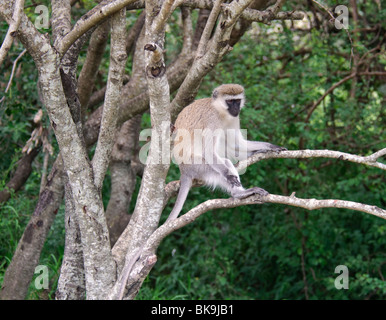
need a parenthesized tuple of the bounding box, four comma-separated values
(237, 148, 386, 172)
(242, 8, 304, 22)
(195, 0, 224, 59)
(77, 20, 110, 114)
(57, 0, 137, 56)
(0, 48, 27, 104)
(180, 7, 193, 56)
(114, 145, 386, 298)
(117, 182, 385, 298)
(92, 8, 127, 190)
(157, 192, 386, 249)
(305, 73, 357, 122)
(0, 0, 25, 67)
(51, 0, 72, 48)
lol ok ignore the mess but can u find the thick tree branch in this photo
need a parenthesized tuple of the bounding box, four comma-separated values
(92, 8, 127, 190)
(180, 7, 193, 56)
(51, 0, 72, 48)
(106, 115, 142, 246)
(242, 8, 304, 22)
(56, 177, 86, 300)
(0, 0, 117, 299)
(77, 20, 110, 114)
(195, 0, 224, 59)
(110, 0, 173, 299)
(151, 0, 184, 33)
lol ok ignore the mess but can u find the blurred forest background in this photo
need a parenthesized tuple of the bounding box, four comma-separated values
(0, 0, 385, 299)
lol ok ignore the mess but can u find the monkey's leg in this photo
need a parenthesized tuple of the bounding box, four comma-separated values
(225, 174, 269, 199)
(208, 160, 269, 199)
(166, 174, 193, 222)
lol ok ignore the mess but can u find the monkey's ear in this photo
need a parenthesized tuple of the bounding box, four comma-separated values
(212, 90, 218, 99)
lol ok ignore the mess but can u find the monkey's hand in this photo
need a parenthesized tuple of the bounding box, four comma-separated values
(226, 175, 242, 187)
(252, 143, 287, 154)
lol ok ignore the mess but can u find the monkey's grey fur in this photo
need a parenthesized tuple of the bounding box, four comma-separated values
(167, 84, 286, 222)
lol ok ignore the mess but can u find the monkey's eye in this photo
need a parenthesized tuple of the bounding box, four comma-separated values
(226, 99, 241, 108)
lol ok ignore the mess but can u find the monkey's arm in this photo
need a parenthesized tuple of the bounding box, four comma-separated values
(229, 130, 286, 157)
(245, 141, 287, 156)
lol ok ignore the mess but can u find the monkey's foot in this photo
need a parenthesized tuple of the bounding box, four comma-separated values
(231, 186, 269, 199)
(250, 187, 269, 196)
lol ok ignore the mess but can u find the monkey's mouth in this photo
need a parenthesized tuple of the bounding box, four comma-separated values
(228, 106, 240, 117)
(226, 99, 241, 117)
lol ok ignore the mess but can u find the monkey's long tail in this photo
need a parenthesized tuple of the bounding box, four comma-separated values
(166, 175, 192, 222)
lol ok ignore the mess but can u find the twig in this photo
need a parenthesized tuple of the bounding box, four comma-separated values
(0, 0, 25, 67)
(0, 48, 27, 104)
(305, 73, 356, 122)
(311, 0, 354, 64)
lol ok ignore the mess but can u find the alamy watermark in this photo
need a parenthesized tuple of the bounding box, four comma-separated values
(34, 265, 49, 290)
(31, 3, 350, 31)
(138, 123, 250, 174)
(34, 5, 50, 30)
(334, 265, 349, 289)
(334, 5, 349, 30)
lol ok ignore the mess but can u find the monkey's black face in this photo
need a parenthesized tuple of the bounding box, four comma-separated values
(226, 99, 241, 117)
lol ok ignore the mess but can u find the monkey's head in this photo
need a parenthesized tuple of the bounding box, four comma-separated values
(212, 84, 245, 118)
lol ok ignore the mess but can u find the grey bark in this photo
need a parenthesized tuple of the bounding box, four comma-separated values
(106, 115, 142, 246)
(78, 20, 110, 115)
(92, 8, 127, 190)
(55, 177, 86, 300)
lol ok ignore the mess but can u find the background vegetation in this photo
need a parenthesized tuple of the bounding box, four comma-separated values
(1, 0, 385, 299)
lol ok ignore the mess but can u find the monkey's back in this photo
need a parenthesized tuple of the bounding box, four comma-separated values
(173, 98, 225, 170)
(174, 98, 220, 131)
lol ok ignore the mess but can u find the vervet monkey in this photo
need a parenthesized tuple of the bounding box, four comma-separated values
(167, 84, 286, 222)
(117, 84, 286, 299)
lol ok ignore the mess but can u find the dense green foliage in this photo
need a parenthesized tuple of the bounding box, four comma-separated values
(138, 15, 386, 299)
(1, 0, 385, 299)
